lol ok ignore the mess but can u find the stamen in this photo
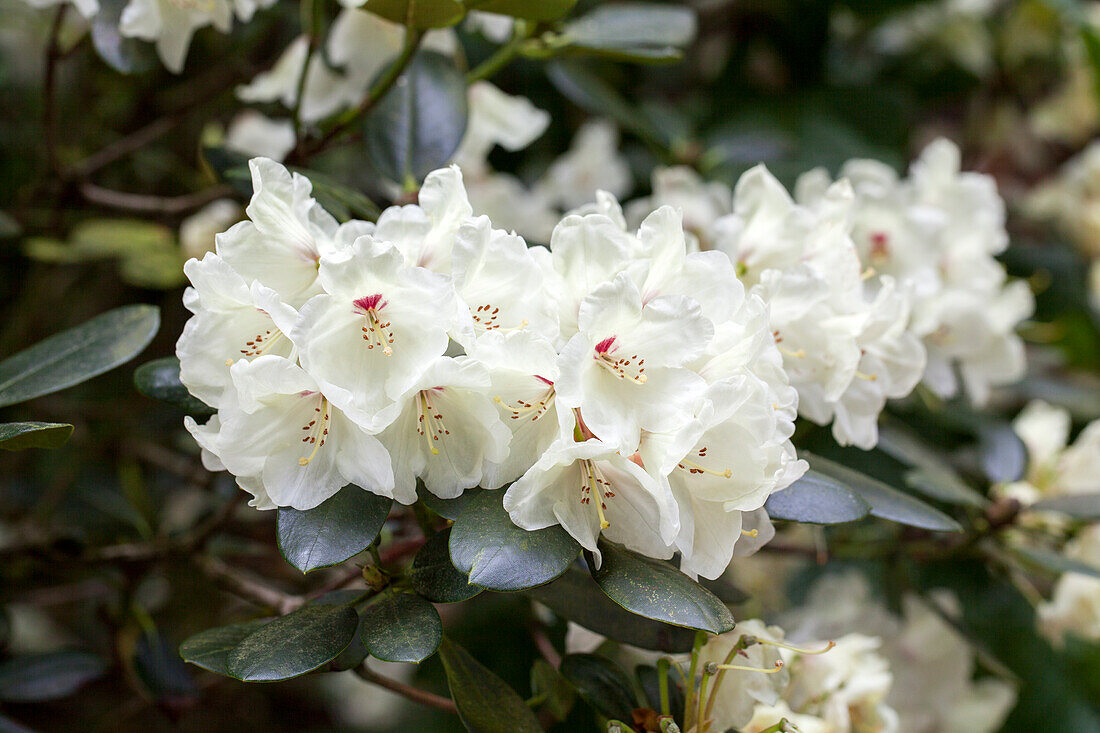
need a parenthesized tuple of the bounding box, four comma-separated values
(854, 371, 878, 381)
(741, 528, 759, 538)
(708, 660, 784, 674)
(592, 336, 647, 384)
(239, 328, 285, 357)
(579, 460, 613, 529)
(677, 446, 732, 478)
(756, 638, 835, 655)
(299, 397, 331, 466)
(861, 266, 876, 280)
(353, 294, 395, 356)
(493, 382, 556, 422)
(415, 390, 449, 456)
(778, 346, 806, 359)
(471, 303, 529, 332)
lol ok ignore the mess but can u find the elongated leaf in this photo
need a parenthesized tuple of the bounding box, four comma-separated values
(0, 652, 107, 702)
(978, 424, 1027, 484)
(0, 422, 73, 451)
(365, 51, 468, 185)
(588, 541, 735, 635)
(637, 664, 685, 723)
(364, 0, 465, 28)
(1013, 546, 1100, 579)
(449, 489, 581, 591)
(277, 486, 392, 573)
(0, 305, 159, 409)
(467, 0, 576, 22)
(530, 659, 576, 721)
(438, 637, 542, 733)
(409, 528, 483, 603)
(806, 454, 962, 532)
(1029, 493, 1100, 520)
(359, 590, 442, 663)
(132, 631, 198, 703)
(877, 419, 988, 507)
(0, 713, 34, 733)
(133, 357, 214, 415)
(288, 167, 381, 223)
(180, 619, 271, 675)
(90, 0, 154, 73)
(526, 567, 695, 652)
(764, 471, 871, 524)
(559, 653, 637, 721)
(563, 3, 696, 62)
(226, 605, 358, 682)
(546, 61, 669, 148)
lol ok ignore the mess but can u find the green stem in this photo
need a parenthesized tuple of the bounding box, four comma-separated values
(657, 657, 672, 716)
(291, 0, 325, 143)
(756, 719, 791, 733)
(704, 635, 751, 722)
(683, 631, 707, 731)
(695, 668, 712, 733)
(465, 20, 534, 83)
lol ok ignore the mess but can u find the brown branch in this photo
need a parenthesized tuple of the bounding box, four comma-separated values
(530, 622, 562, 668)
(43, 6, 66, 175)
(65, 117, 177, 180)
(353, 664, 458, 715)
(79, 182, 234, 215)
(194, 554, 303, 615)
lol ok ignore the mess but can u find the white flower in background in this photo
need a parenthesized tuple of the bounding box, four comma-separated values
(464, 173, 560, 244)
(292, 235, 465, 433)
(535, 120, 633, 211)
(377, 356, 510, 502)
(555, 272, 711, 452)
(237, 9, 456, 124)
(190, 355, 395, 510)
(215, 158, 345, 306)
(179, 199, 241, 261)
(1023, 140, 1100, 258)
(464, 10, 514, 43)
(781, 573, 1016, 733)
(504, 435, 678, 565)
(118, 0, 274, 73)
(373, 165, 473, 274)
(870, 0, 999, 77)
(697, 619, 790, 730)
(743, 702, 832, 733)
(1029, 40, 1100, 146)
(995, 399, 1100, 505)
(1038, 524, 1100, 643)
(225, 111, 296, 162)
(473, 330, 565, 489)
(21, 0, 97, 19)
(452, 215, 559, 341)
(798, 138, 1031, 406)
(782, 633, 899, 733)
(625, 166, 734, 251)
(176, 253, 298, 409)
(455, 82, 550, 177)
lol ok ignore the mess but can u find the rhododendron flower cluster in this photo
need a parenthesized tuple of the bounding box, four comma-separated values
(178, 157, 805, 580)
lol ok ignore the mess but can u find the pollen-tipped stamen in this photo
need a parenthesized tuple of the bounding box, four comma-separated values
(240, 328, 285, 357)
(579, 460, 612, 529)
(299, 398, 331, 466)
(593, 337, 647, 384)
(755, 638, 835, 655)
(416, 390, 449, 456)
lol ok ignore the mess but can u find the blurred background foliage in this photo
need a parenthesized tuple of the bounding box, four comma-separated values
(2, 0, 1100, 730)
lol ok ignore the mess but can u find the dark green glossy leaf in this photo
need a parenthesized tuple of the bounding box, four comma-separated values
(438, 637, 542, 733)
(277, 486, 392, 573)
(526, 567, 695, 652)
(0, 305, 159, 409)
(449, 489, 581, 591)
(365, 51, 468, 185)
(563, 3, 695, 63)
(807, 454, 962, 532)
(364, 0, 465, 28)
(588, 540, 735, 635)
(409, 527, 483, 603)
(359, 590, 442, 663)
(225, 605, 358, 682)
(319, 591, 374, 671)
(133, 357, 214, 415)
(467, 0, 576, 21)
(1013, 545, 1100, 580)
(637, 664, 684, 722)
(764, 471, 871, 524)
(180, 619, 271, 675)
(876, 419, 988, 507)
(1028, 493, 1100, 520)
(0, 652, 107, 702)
(978, 424, 1028, 485)
(0, 422, 73, 451)
(546, 61, 669, 149)
(418, 483, 475, 519)
(530, 659, 576, 721)
(201, 145, 253, 197)
(559, 653, 638, 721)
(133, 631, 198, 702)
(288, 167, 381, 223)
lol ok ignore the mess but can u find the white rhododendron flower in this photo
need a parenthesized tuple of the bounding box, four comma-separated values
(1038, 524, 1100, 643)
(626, 165, 734, 250)
(535, 120, 633, 211)
(697, 619, 790, 730)
(454, 82, 550, 177)
(1024, 140, 1100, 258)
(225, 111, 296, 162)
(797, 138, 1032, 406)
(178, 199, 241, 261)
(21, 0, 98, 19)
(373, 165, 473, 273)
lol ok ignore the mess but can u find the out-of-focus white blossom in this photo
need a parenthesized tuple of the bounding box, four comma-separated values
(871, 0, 1000, 77)
(1024, 140, 1100, 258)
(225, 111, 296, 162)
(21, 0, 97, 19)
(179, 199, 241, 261)
(535, 120, 633, 211)
(1038, 524, 1100, 643)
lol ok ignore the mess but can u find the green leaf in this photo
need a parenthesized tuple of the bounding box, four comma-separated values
(409, 527, 483, 603)
(25, 220, 185, 289)
(588, 540, 735, 635)
(201, 145, 253, 197)
(90, 0, 155, 74)
(977, 424, 1027, 485)
(359, 589, 442, 663)
(526, 567, 695, 652)
(562, 3, 697, 63)
(364, 0, 466, 28)
(133, 357, 214, 415)
(530, 659, 576, 721)
(0, 305, 160, 409)
(365, 50, 468, 185)
(0, 422, 73, 451)
(225, 605, 359, 682)
(179, 619, 271, 675)
(449, 489, 581, 592)
(637, 664, 684, 723)
(0, 713, 34, 733)
(764, 471, 871, 524)
(1012, 545, 1100, 580)
(438, 637, 543, 733)
(806, 454, 963, 532)
(559, 653, 638, 721)
(0, 652, 107, 702)
(277, 486, 392, 573)
(876, 419, 988, 507)
(418, 483, 475, 519)
(466, 0, 576, 22)
(546, 61, 669, 149)
(1028, 493, 1100, 520)
(287, 167, 381, 223)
